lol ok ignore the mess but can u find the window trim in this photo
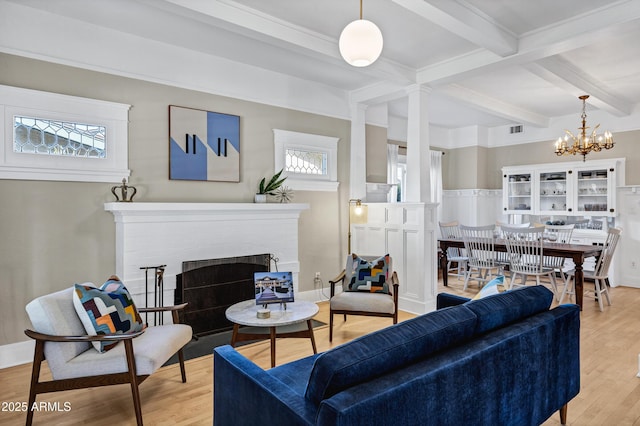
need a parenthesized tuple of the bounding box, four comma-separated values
(273, 129, 339, 192)
(0, 85, 130, 182)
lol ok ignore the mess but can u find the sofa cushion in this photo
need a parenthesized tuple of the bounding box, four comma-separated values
(329, 291, 395, 314)
(305, 305, 477, 405)
(346, 254, 390, 293)
(72, 277, 144, 352)
(52, 323, 192, 380)
(464, 285, 553, 334)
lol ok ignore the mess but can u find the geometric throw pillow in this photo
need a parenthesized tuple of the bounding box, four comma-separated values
(72, 276, 144, 353)
(346, 254, 390, 294)
(471, 275, 505, 300)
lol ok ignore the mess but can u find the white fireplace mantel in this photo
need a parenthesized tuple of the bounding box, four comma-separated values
(105, 202, 310, 222)
(104, 202, 309, 307)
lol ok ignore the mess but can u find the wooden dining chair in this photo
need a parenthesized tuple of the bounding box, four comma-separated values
(543, 223, 575, 298)
(459, 224, 503, 290)
(495, 221, 532, 279)
(438, 221, 468, 281)
(560, 227, 621, 311)
(502, 225, 557, 292)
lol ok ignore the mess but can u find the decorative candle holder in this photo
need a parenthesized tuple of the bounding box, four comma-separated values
(257, 309, 271, 319)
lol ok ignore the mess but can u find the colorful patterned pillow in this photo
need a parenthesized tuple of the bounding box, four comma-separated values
(346, 254, 390, 294)
(472, 275, 505, 300)
(72, 276, 144, 353)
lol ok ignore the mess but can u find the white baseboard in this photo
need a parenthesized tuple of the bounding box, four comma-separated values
(296, 287, 333, 303)
(0, 340, 34, 369)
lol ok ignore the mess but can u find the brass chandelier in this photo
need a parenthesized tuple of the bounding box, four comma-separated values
(554, 95, 614, 161)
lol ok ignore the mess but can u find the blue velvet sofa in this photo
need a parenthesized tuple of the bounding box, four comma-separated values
(213, 286, 580, 426)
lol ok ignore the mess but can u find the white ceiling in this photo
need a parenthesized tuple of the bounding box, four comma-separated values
(3, 0, 640, 135)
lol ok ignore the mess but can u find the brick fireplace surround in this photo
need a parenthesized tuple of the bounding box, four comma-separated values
(104, 202, 309, 311)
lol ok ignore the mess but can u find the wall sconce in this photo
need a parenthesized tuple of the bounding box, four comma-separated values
(348, 198, 368, 253)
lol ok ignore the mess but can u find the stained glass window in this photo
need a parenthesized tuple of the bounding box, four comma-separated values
(285, 148, 327, 175)
(14, 116, 106, 158)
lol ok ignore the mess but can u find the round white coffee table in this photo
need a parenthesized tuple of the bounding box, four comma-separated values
(225, 299, 319, 367)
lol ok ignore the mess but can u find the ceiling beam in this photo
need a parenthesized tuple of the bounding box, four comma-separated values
(524, 56, 633, 117)
(438, 84, 550, 127)
(391, 0, 517, 56)
(349, 81, 410, 105)
(162, 0, 415, 84)
(164, 0, 337, 56)
(417, 0, 640, 86)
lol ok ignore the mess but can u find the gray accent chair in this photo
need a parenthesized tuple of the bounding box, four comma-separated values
(24, 285, 192, 426)
(328, 255, 399, 342)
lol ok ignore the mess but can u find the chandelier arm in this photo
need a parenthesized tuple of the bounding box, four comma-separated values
(564, 129, 577, 142)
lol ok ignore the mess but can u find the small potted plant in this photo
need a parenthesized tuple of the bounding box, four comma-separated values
(255, 169, 287, 203)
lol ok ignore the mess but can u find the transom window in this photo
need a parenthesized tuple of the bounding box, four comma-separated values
(285, 148, 327, 176)
(274, 129, 339, 192)
(0, 84, 130, 183)
(14, 116, 106, 158)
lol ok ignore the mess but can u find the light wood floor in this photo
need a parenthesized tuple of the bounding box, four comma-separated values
(3, 278, 640, 425)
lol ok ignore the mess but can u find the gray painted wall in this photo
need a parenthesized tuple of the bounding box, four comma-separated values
(365, 124, 388, 183)
(0, 53, 351, 345)
(442, 130, 640, 190)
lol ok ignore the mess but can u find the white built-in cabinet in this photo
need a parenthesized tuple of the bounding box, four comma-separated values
(502, 158, 625, 217)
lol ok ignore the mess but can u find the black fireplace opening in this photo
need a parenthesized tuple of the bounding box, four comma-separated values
(175, 254, 271, 337)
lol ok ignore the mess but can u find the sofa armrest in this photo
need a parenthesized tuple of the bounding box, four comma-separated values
(436, 293, 470, 309)
(213, 345, 316, 426)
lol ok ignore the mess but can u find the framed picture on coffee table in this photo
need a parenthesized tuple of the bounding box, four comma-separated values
(254, 271, 294, 305)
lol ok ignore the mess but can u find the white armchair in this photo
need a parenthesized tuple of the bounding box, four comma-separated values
(24, 286, 192, 426)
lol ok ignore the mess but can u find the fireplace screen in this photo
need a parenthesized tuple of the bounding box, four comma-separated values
(176, 254, 271, 337)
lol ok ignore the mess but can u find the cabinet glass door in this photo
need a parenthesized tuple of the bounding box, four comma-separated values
(576, 169, 609, 214)
(538, 171, 568, 214)
(505, 173, 532, 212)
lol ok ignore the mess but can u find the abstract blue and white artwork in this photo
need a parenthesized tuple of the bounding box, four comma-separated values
(169, 105, 240, 182)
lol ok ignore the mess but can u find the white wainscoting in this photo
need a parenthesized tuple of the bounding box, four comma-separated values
(104, 203, 309, 309)
(441, 189, 505, 228)
(351, 202, 439, 315)
(617, 187, 640, 288)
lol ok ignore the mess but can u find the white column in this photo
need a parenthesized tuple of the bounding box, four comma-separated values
(404, 84, 438, 313)
(349, 102, 368, 200)
(405, 84, 432, 203)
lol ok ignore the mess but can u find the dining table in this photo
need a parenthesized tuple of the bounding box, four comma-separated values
(438, 238, 603, 310)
